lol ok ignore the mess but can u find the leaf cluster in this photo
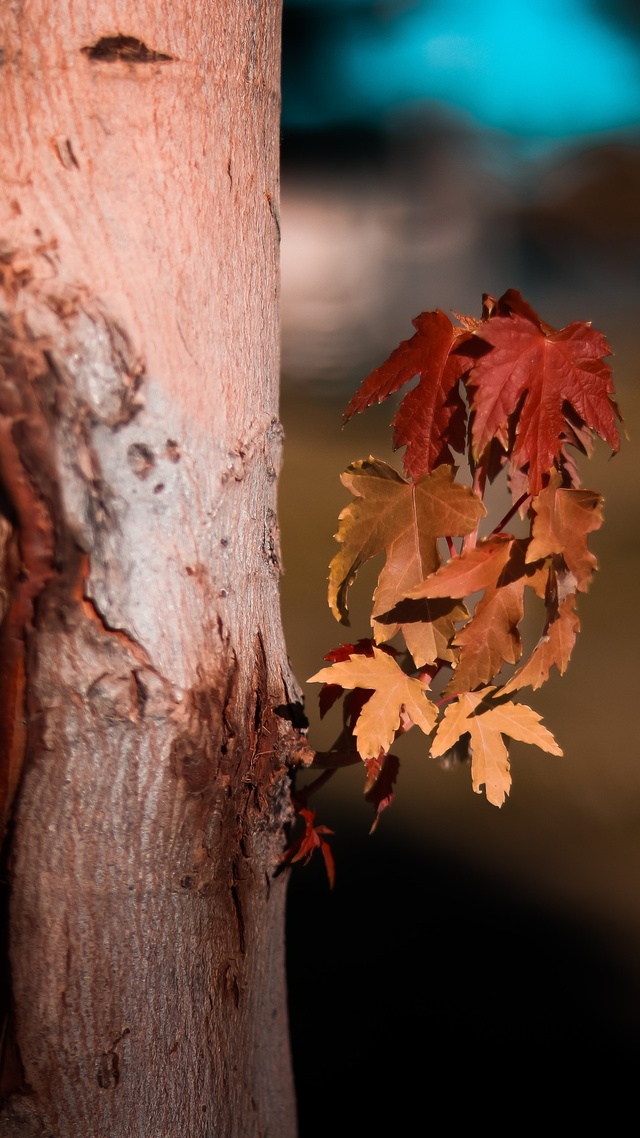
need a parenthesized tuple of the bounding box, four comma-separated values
(290, 290, 622, 873)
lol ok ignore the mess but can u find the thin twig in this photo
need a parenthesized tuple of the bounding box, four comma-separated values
(490, 492, 530, 535)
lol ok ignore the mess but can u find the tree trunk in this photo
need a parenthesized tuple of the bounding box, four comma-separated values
(0, 3, 305, 1134)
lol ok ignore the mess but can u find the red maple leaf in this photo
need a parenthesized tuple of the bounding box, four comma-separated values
(363, 751, 400, 833)
(343, 309, 474, 479)
(464, 289, 621, 495)
(322, 638, 380, 663)
(281, 807, 335, 888)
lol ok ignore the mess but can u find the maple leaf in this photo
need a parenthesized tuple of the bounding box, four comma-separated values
(329, 458, 486, 626)
(408, 537, 547, 695)
(313, 288, 621, 816)
(502, 590, 580, 693)
(463, 288, 621, 496)
(372, 596, 468, 669)
(526, 471, 603, 591)
(363, 751, 400, 833)
(308, 647, 438, 759)
(280, 807, 335, 887)
(343, 309, 473, 479)
(445, 538, 554, 694)
(430, 688, 562, 807)
(317, 639, 398, 720)
(409, 534, 514, 600)
(446, 578, 527, 695)
(318, 638, 379, 719)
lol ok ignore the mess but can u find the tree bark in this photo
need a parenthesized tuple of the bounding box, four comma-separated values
(0, 3, 305, 1134)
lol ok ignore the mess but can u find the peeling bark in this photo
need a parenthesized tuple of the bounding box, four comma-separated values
(0, 3, 306, 1134)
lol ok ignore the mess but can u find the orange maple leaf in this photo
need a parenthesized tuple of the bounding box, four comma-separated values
(502, 591, 580, 693)
(328, 459, 485, 656)
(409, 534, 514, 599)
(445, 579, 527, 695)
(430, 687, 562, 807)
(527, 471, 604, 591)
(409, 538, 548, 695)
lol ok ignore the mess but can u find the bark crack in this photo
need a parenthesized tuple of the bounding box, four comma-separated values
(74, 552, 153, 669)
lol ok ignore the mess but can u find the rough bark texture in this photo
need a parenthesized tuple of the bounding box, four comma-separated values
(0, 3, 306, 1135)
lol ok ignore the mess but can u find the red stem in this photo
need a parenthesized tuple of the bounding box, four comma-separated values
(435, 691, 462, 708)
(491, 492, 530, 535)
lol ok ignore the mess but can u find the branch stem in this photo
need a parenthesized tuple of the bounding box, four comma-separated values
(491, 492, 530, 535)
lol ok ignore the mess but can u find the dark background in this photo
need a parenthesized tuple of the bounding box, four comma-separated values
(278, 3, 640, 1132)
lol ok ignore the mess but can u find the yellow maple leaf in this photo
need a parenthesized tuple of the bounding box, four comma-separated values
(372, 596, 468, 668)
(430, 687, 562, 807)
(308, 647, 438, 759)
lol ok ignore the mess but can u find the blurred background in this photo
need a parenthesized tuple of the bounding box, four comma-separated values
(278, 3, 640, 1132)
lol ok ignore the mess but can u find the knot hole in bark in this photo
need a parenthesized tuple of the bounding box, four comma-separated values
(81, 36, 174, 64)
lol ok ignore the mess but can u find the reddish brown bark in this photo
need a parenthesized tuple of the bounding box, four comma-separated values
(0, 3, 306, 1134)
